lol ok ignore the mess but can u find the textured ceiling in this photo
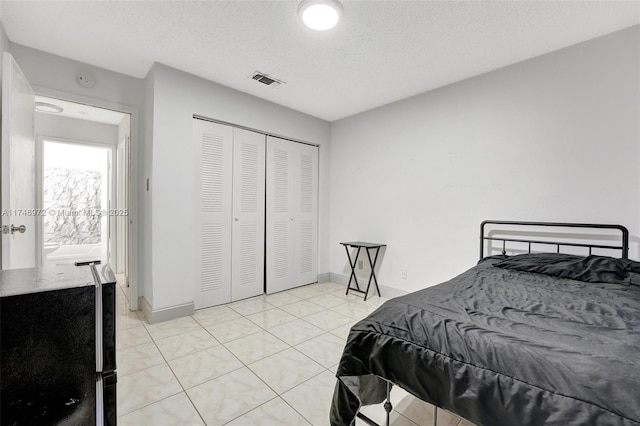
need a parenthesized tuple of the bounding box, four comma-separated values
(2, 1, 639, 121)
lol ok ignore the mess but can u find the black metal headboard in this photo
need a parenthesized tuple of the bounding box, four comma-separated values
(480, 220, 629, 260)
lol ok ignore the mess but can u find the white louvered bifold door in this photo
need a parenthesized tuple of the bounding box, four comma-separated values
(194, 120, 233, 309)
(231, 128, 265, 302)
(266, 137, 318, 294)
(296, 142, 318, 286)
(266, 137, 293, 293)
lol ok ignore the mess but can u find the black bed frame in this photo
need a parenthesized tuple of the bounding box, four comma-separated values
(480, 220, 629, 260)
(356, 220, 630, 426)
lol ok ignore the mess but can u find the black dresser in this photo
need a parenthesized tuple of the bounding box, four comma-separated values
(0, 263, 117, 425)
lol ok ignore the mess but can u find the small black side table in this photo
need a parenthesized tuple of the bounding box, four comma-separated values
(340, 241, 386, 301)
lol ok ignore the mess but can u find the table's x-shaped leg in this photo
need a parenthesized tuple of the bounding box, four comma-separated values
(344, 245, 362, 292)
(345, 246, 382, 301)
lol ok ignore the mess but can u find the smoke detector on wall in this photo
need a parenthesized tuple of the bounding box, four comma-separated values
(250, 72, 285, 88)
(76, 72, 96, 88)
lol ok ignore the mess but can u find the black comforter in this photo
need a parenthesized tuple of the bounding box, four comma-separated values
(330, 256, 640, 425)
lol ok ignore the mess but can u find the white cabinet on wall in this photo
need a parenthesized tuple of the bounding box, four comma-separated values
(266, 136, 318, 294)
(193, 119, 265, 309)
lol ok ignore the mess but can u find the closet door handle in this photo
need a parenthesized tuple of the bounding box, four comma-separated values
(234, 218, 239, 221)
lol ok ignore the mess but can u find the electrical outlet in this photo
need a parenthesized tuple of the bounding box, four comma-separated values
(358, 260, 364, 270)
(401, 269, 407, 280)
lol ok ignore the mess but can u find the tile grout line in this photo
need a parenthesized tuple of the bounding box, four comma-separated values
(117, 389, 186, 420)
(244, 310, 301, 330)
(257, 293, 342, 424)
(219, 291, 344, 424)
(223, 303, 292, 421)
(116, 283, 378, 425)
(219, 395, 283, 426)
(182, 390, 208, 426)
(117, 317, 185, 419)
(216, 300, 322, 425)
(119, 312, 210, 422)
(394, 410, 421, 426)
(149, 321, 213, 425)
(153, 322, 248, 391)
(115, 342, 166, 379)
(277, 368, 332, 426)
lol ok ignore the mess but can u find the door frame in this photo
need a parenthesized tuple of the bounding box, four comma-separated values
(36, 136, 117, 268)
(1, 52, 36, 270)
(33, 87, 140, 310)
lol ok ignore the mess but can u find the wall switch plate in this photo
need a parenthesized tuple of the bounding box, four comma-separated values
(358, 260, 363, 270)
(401, 269, 407, 280)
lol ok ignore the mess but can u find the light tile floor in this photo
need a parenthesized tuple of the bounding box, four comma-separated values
(114, 277, 473, 426)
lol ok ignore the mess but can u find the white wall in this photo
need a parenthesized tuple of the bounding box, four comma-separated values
(10, 44, 143, 109)
(330, 26, 640, 294)
(141, 67, 154, 306)
(0, 22, 7, 265)
(35, 114, 118, 145)
(2, 39, 332, 318)
(149, 63, 331, 312)
(0, 21, 8, 75)
(9, 43, 146, 303)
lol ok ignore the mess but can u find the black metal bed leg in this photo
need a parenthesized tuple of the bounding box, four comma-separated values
(433, 406, 438, 426)
(354, 381, 393, 426)
(383, 381, 392, 426)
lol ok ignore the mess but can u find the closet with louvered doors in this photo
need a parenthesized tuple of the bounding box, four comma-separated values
(193, 119, 265, 309)
(266, 136, 318, 294)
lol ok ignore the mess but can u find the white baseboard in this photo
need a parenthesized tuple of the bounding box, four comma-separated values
(329, 272, 408, 299)
(329, 272, 349, 286)
(139, 296, 195, 324)
(317, 273, 331, 283)
(137, 271, 406, 324)
(379, 285, 409, 299)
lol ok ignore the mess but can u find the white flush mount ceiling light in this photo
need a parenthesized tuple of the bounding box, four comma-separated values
(34, 102, 63, 113)
(298, 0, 343, 31)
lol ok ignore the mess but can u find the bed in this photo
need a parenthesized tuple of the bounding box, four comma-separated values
(330, 221, 640, 426)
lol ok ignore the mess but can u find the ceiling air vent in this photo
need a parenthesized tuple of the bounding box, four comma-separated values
(250, 72, 284, 87)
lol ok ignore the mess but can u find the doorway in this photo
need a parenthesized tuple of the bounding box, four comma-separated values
(41, 140, 113, 266)
(1, 52, 137, 308)
(34, 96, 131, 281)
